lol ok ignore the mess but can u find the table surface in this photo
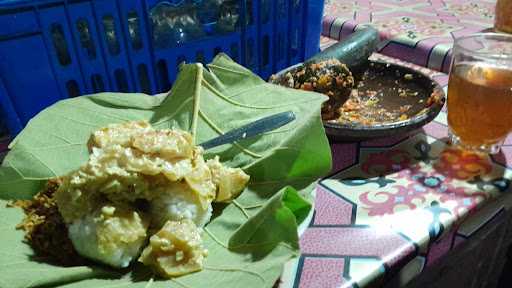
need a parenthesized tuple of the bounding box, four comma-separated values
(1, 28, 511, 288)
(2, 53, 512, 288)
(322, 0, 496, 73)
(277, 50, 512, 288)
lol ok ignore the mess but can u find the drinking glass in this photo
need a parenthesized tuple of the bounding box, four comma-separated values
(495, 0, 512, 34)
(447, 33, 512, 154)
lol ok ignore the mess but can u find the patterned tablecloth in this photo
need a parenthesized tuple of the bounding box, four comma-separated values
(1, 41, 511, 288)
(322, 0, 496, 73)
(278, 51, 512, 287)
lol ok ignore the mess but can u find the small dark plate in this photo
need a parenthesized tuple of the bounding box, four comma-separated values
(271, 60, 446, 142)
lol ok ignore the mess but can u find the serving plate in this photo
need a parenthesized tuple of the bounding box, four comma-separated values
(271, 60, 445, 142)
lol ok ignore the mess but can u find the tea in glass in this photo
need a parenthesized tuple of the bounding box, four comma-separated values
(447, 33, 512, 154)
(495, 0, 512, 34)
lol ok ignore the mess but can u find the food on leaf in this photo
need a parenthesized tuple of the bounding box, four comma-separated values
(139, 219, 208, 277)
(207, 156, 251, 202)
(1, 55, 330, 287)
(29, 121, 250, 275)
(12, 180, 83, 266)
(271, 59, 355, 121)
(68, 204, 149, 268)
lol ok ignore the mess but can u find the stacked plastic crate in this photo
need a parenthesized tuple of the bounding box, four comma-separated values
(0, 0, 324, 136)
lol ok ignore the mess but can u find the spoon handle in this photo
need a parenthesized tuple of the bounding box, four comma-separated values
(200, 111, 296, 150)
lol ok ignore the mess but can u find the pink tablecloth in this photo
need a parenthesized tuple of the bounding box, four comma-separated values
(322, 0, 496, 73)
(279, 50, 512, 288)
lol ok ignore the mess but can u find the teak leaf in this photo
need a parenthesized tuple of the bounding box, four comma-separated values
(0, 55, 331, 288)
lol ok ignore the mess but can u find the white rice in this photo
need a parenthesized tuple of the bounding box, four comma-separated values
(68, 213, 146, 268)
(151, 193, 212, 229)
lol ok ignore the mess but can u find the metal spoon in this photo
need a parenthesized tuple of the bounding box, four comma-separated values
(199, 111, 296, 150)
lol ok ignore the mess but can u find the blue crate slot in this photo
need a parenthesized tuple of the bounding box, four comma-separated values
(0, 0, 324, 135)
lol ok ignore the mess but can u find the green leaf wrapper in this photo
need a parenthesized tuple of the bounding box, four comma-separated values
(0, 54, 331, 288)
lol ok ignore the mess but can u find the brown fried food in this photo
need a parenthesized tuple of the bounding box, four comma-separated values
(12, 179, 85, 266)
(271, 59, 355, 121)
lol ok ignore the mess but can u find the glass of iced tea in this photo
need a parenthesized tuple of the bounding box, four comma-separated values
(495, 0, 512, 34)
(447, 33, 512, 154)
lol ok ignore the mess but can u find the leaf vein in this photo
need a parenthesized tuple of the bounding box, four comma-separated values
(60, 102, 132, 122)
(204, 227, 228, 249)
(201, 80, 282, 109)
(206, 64, 255, 78)
(232, 200, 250, 219)
(15, 150, 58, 178)
(152, 98, 194, 126)
(57, 115, 100, 128)
(203, 266, 265, 283)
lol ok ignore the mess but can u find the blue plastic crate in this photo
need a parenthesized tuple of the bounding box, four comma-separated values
(0, 0, 324, 135)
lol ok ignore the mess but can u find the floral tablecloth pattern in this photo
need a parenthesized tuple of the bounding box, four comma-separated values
(281, 134, 511, 287)
(281, 113, 512, 287)
(278, 49, 512, 287)
(322, 0, 496, 73)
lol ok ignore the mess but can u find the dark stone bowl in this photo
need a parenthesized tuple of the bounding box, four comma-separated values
(270, 60, 446, 142)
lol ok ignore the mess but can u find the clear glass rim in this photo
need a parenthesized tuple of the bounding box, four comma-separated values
(453, 32, 512, 60)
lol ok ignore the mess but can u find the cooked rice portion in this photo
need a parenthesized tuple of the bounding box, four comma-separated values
(13, 121, 250, 276)
(68, 204, 149, 268)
